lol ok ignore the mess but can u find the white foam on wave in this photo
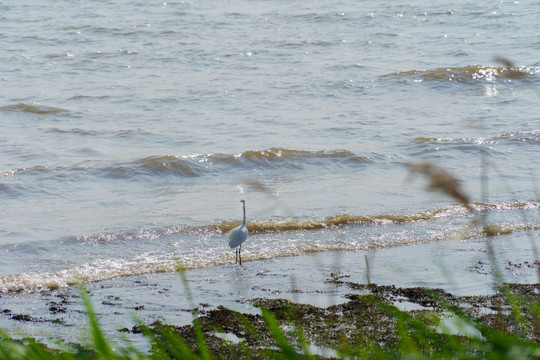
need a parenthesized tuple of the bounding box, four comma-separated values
(0, 232, 469, 294)
(2, 202, 538, 294)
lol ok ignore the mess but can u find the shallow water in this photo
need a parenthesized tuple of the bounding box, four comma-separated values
(1, 0, 539, 344)
(1, 237, 537, 348)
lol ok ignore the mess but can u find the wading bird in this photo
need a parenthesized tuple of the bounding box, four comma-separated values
(228, 200, 248, 265)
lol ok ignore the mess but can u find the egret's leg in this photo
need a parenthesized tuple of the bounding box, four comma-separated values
(235, 248, 238, 264)
(239, 244, 242, 265)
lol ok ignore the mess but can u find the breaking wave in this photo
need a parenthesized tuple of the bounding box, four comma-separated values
(77, 201, 537, 236)
(1, 220, 538, 294)
(1, 201, 538, 294)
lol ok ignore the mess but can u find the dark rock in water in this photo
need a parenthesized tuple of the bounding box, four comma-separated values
(11, 314, 35, 322)
(118, 325, 143, 334)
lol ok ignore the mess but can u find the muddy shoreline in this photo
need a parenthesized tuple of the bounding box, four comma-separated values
(0, 241, 538, 355)
(1, 272, 538, 358)
(116, 280, 539, 358)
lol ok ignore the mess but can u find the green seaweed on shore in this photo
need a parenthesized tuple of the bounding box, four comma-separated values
(146, 281, 538, 359)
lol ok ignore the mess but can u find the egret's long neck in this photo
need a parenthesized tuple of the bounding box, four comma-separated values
(242, 202, 246, 226)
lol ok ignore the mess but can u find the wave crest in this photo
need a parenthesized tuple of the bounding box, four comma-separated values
(203, 201, 540, 234)
(1, 103, 69, 115)
(387, 65, 538, 84)
(10, 148, 370, 180)
(410, 130, 540, 152)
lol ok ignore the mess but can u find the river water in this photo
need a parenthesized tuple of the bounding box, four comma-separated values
(1, 0, 539, 345)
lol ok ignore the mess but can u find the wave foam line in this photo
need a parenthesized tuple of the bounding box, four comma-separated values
(4, 222, 540, 294)
(0, 168, 25, 177)
(73, 201, 540, 244)
(211, 201, 540, 234)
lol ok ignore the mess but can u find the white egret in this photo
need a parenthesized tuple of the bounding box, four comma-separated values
(228, 200, 248, 265)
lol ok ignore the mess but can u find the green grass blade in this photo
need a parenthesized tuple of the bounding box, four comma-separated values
(149, 321, 199, 360)
(176, 262, 211, 360)
(260, 307, 302, 360)
(78, 284, 117, 359)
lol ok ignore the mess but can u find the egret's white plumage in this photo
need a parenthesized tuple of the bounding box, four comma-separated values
(228, 200, 248, 265)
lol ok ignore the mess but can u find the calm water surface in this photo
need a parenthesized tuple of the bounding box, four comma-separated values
(0, 0, 539, 344)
